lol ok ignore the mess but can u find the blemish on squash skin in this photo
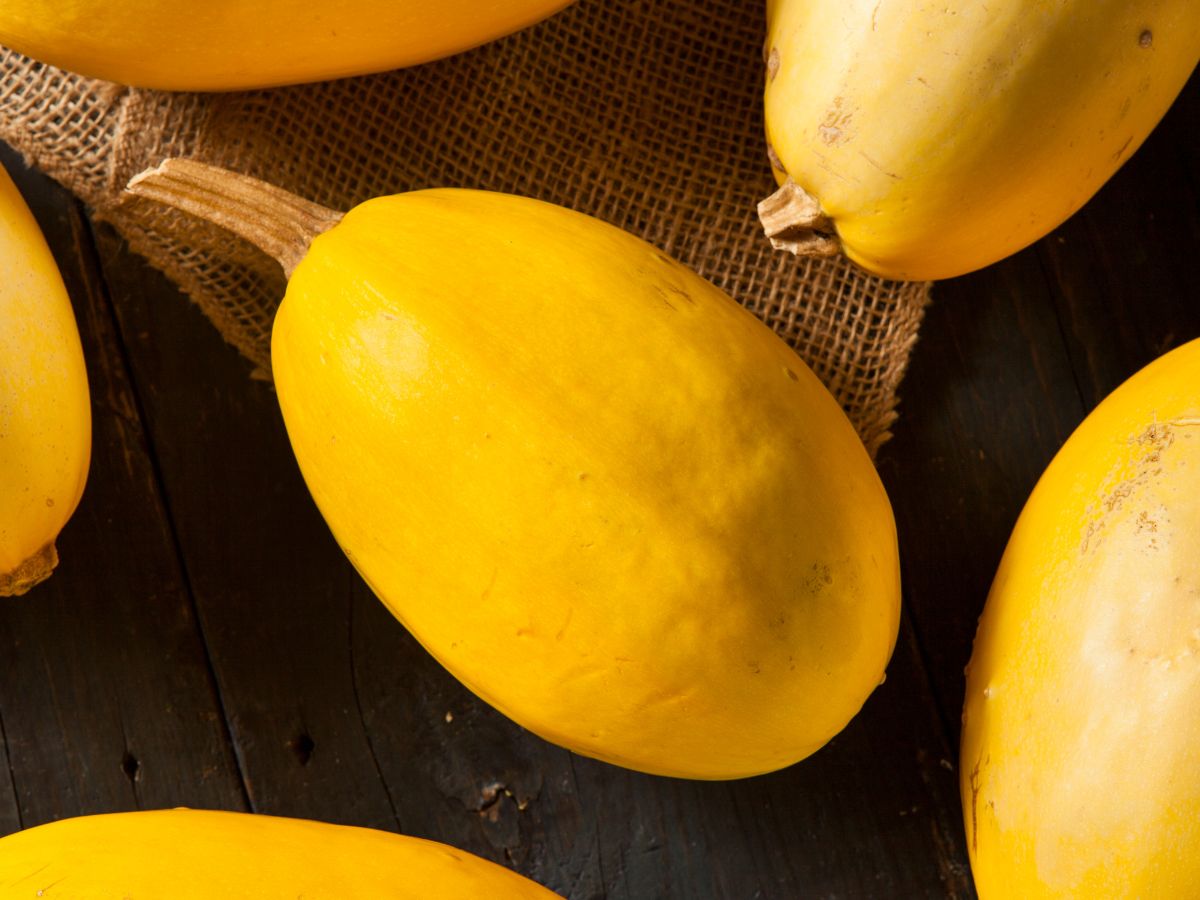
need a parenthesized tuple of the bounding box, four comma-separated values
(555, 607, 573, 641)
(767, 47, 781, 82)
(481, 566, 498, 602)
(654, 285, 678, 311)
(669, 285, 695, 304)
(1139, 29, 1153, 49)
(858, 150, 901, 180)
(805, 562, 834, 594)
(969, 753, 988, 854)
(1081, 422, 1177, 554)
(819, 97, 854, 146)
(766, 143, 786, 174)
(1111, 136, 1133, 163)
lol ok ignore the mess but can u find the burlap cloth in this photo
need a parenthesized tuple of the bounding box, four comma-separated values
(0, 1, 928, 455)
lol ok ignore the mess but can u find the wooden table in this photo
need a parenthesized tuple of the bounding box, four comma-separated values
(1, 69, 1196, 898)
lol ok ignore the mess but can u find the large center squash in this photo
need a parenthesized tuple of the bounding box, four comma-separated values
(270, 189, 900, 778)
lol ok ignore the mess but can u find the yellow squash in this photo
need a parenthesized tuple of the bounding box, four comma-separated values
(0, 0, 573, 91)
(0, 808, 561, 897)
(761, 0, 1200, 280)
(127, 160, 901, 780)
(961, 338, 1200, 896)
(0, 163, 91, 597)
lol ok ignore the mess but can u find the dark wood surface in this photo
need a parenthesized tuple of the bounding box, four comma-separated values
(1, 68, 1196, 898)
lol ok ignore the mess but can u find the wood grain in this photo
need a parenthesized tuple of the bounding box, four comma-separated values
(91, 217, 972, 897)
(0, 147, 246, 830)
(0, 67, 1196, 898)
(880, 68, 1200, 751)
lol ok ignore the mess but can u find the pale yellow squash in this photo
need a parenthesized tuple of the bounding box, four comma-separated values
(761, 0, 1200, 280)
(0, 808, 561, 897)
(0, 164, 91, 597)
(126, 160, 901, 780)
(0, 0, 574, 91)
(962, 338, 1200, 896)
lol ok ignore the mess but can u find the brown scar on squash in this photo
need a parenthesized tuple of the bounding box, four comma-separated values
(766, 142, 786, 174)
(969, 753, 988, 854)
(1081, 421, 1179, 553)
(819, 97, 854, 146)
(858, 150, 901, 180)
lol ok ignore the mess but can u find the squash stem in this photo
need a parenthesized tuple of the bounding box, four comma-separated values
(125, 159, 343, 277)
(0, 542, 58, 598)
(757, 179, 840, 259)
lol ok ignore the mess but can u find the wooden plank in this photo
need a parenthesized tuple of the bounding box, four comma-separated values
(95, 219, 973, 895)
(878, 250, 1086, 740)
(351, 584, 971, 897)
(1042, 68, 1200, 405)
(89, 224, 414, 831)
(0, 146, 246, 831)
(882, 70, 1200, 747)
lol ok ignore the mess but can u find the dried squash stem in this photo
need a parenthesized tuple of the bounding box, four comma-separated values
(757, 179, 839, 259)
(126, 159, 343, 276)
(0, 542, 58, 598)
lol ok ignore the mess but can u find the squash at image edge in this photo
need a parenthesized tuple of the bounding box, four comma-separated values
(761, 0, 1200, 280)
(0, 0, 575, 91)
(0, 808, 561, 897)
(962, 337, 1200, 896)
(0, 163, 91, 597)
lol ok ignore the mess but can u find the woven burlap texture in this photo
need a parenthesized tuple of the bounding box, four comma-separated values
(0, 0, 928, 456)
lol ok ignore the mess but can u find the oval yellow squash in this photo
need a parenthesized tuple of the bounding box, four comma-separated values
(126, 160, 901, 780)
(0, 808, 561, 897)
(0, 0, 573, 91)
(275, 190, 902, 779)
(761, 0, 1200, 280)
(0, 163, 91, 597)
(961, 337, 1200, 896)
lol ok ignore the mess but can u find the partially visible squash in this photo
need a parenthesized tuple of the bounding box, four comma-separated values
(0, 163, 91, 597)
(0, 808, 561, 897)
(761, 0, 1200, 280)
(125, 159, 901, 780)
(0, 0, 574, 91)
(962, 338, 1200, 896)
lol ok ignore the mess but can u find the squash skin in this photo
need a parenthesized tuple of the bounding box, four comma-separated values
(0, 0, 574, 91)
(0, 809, 561, 897)
(0, 165, 90, 597)
(961, 338, 1200, 896)
(271, 189, 901, 779)
(764, 0, 1200, 280)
